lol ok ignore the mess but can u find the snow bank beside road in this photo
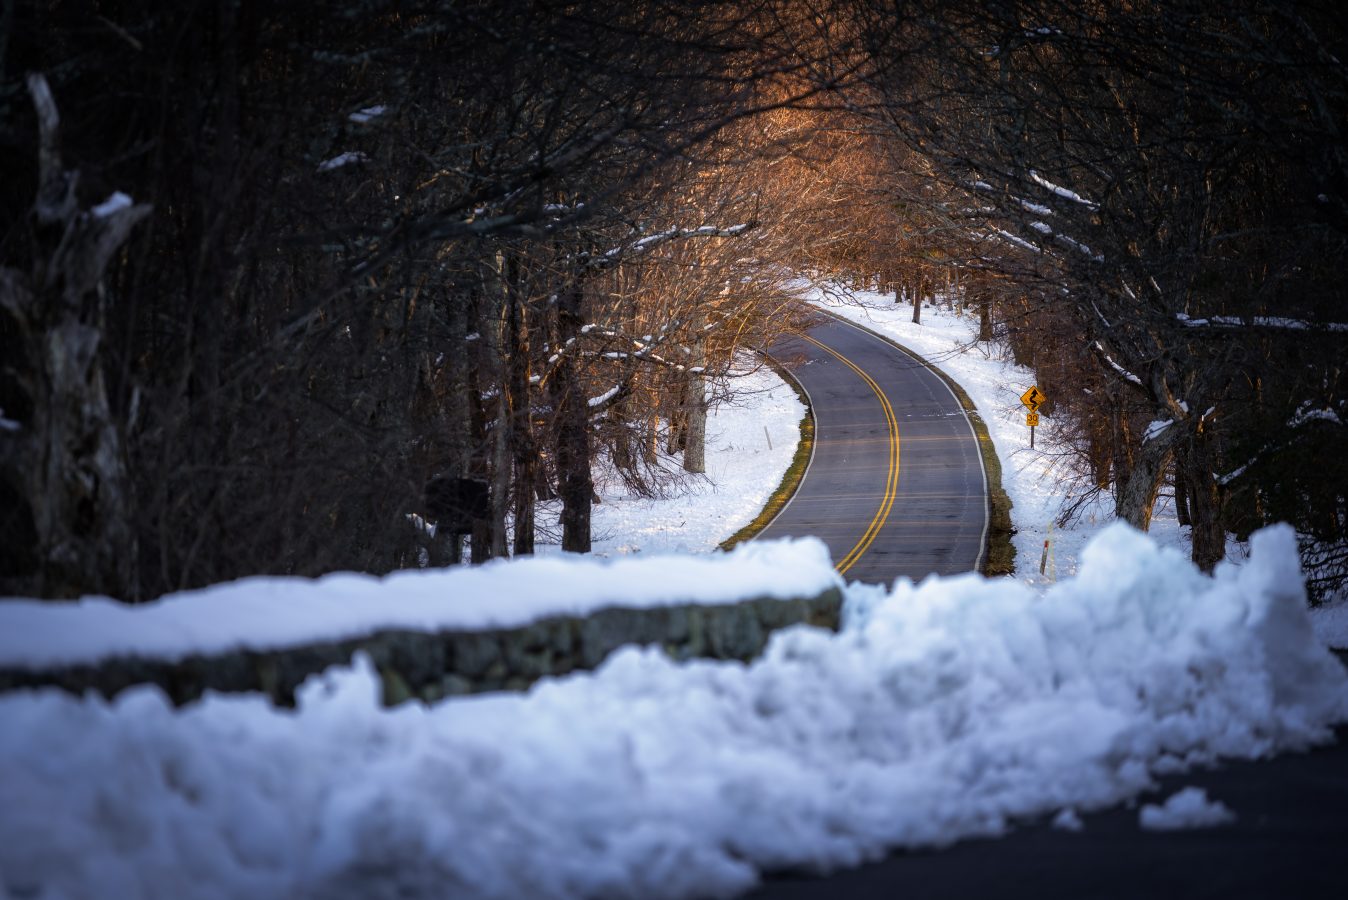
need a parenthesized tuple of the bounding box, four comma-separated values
(3, 524, 1344, 900)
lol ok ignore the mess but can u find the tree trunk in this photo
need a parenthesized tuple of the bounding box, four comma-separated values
(552, 283, 592, 553)
(1088, 419, 1112, 490)
(683, 313, 708, 474)
(611, 386, 641, 481)
(467, 289, 496, 564)
(646, 400, 660, 465)
(480, 253, 513, 559)
(0, 75, 150, 599)
(978, 299, 993, 341)
(434, 291, 473, 564)
(667, 380, 687, 454)
(912, 276, 923, 324)
(1116, 424, 1174, 531)
(1173, 460, 1192, 527)
(1176, 435, 1224, 572)
(1110, 399, 1133, 508)
(508, 285, 535, 555)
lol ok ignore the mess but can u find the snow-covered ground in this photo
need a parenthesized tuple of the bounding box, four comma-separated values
(3, 525, 1345, 899)
(3, 282, 1348, 900)
(534, 361, 806, 557)
(805, 282, 1348, 649)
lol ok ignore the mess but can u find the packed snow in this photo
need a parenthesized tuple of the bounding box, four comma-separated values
(2, 525, 1344, 899)
(1138, 787, 1236, 831)
(0, 540, 835, 670)
(1051, 808, 1084, 832)
(1312, 600, 1348, 648)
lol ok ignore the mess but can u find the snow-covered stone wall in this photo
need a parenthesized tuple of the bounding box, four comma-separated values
(0, 540, 843, 706)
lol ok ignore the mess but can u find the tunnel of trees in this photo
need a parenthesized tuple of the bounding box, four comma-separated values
(2, 0, 1345, 603)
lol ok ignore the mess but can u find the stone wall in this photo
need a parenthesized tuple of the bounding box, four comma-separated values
(0, 588, 843, 708)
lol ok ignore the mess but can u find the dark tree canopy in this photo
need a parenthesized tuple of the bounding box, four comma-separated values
(3, 0, 1345, 601)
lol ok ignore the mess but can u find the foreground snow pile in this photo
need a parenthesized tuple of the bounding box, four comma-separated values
(1138, 787, 1236, 831)
(1311, 596, 1348, 649)
(3, 525, 1346, 899)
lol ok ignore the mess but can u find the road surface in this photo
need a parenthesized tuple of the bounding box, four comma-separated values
(757, 311, 988, 584)
(748, 723, 1348, 899)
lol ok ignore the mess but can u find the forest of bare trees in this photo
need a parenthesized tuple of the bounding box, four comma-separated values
(3, 0, 1345, 602)
(843, 0, 1348, 594)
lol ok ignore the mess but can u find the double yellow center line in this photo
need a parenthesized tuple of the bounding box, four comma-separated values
(798, 333, 901, 575)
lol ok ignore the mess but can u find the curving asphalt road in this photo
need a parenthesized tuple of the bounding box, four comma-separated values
(756, 310, 988, 584)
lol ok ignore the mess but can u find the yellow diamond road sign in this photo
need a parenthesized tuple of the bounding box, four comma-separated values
(1021, 385, 1046, 413)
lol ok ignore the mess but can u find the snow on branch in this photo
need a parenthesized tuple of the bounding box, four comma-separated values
(1291, 403, 1343, 428)
(586, 382, 634, 416)
(1142, 419, 1174, 444)
(318, 151, 368, 172)
(1029, 170, 1098, 210)
(588, 385, 623, 408)
(592, 222, 755, 269)
(1055, 232, 1102, 261)
(1176, 313, 1348, 333)
(91, 192, 133, 218)
(988, 228, 1041, 254)
(1093, 341, 1144, 387)
(348, 105, 386, 124)
(1018, 197, 1054, 216)
(1218, 403, 1342, 486)
(596, 349, 685, 370)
